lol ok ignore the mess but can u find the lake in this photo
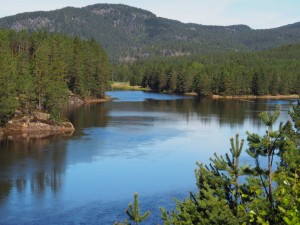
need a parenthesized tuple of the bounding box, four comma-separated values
(0, 91, 296, 224)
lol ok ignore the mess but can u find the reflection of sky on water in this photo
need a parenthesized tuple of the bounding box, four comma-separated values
(0, 91, 297, 225)
(106, 90, 193, 102)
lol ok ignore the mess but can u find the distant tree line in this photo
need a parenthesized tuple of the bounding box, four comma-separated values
(113, 43, 300, 96)
(0, 29, 110, 125)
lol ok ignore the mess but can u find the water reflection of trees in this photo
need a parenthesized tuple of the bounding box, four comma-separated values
(95, 97, 271, 131)
(0, 103, 110, 204)
(0, 181, 11, 203)
(0, 134, 68, 204)
(142, 98, 269, 127)
(65, 98, 271, 131)
(0, 97, 286, 205)
(65, 103, 110, 135)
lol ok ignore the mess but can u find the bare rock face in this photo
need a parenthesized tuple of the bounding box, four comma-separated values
(33, 111, 51, 120)
(68, 92, 85, 105)
(4, 113, 75, 134)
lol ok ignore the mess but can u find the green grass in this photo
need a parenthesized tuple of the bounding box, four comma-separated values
(110, 82, 148, 91)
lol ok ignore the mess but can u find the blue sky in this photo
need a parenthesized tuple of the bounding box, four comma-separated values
(1, 0, 299, 29)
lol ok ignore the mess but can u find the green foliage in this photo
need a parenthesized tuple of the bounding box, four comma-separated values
(246, 106, 285, 210)
(273, 101, 300, 225)
(289, 100, 300, 137)
(160, 103, 300, 225)
(113, 220, 130, 225)
(0, 4, 300, 60)
(194, 66, 211, 96)
(125, 193, 150, 225)
(0, 29, 110, 125)
(115, 43, 300, 96)
(275, 170, 300, 225)
(0, 31, 18, 125)
(160, 186, 239, 225)
(115, 193, 150, 225)
(160, 135, 247, 224)
(211, 134, 245, 216)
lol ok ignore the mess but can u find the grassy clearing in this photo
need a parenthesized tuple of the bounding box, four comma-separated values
(110, 82, 148, 91)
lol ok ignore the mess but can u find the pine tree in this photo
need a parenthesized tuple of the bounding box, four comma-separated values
(194, 68, 211, 96)
(274, 101, 300, 225)
(210, 133, 245, 216)
(160, 135, 247, 225)
(69, 37, 84, 95)
(246, 105, 288, 222)
(125, 193, 150, 225)
(219, 67, 234, 96)
(45, 35, 70, 119)
(0, 31, 17, 125)
(15, 50, 36, 113)
(166, 67, 177, 92)
(160, 161, 239, 225)
(33, 39, 51, 111)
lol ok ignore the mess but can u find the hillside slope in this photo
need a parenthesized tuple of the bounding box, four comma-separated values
(1, 4, 300, 60)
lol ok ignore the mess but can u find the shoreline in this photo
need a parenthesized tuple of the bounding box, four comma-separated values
(211, 94, 299, 100)
(166, 91, 299, 100)
(184, 92, 299, 99)
(0, 112, 75, 140)
(1, 92, 298, 139)
(0, 123, 75, 141)
(84, 96, 111, 103)
(0, 96, 111, 139)
(110, 82, 148, 91)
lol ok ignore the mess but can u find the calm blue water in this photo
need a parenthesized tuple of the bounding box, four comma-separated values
(0, 91, 297, 224)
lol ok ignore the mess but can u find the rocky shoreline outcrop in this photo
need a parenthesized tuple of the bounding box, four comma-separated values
(68, 92, 86, 105)
(68, 92, 110, 104)
(0, 93, 110, 140)
(2, 112, 75, 137)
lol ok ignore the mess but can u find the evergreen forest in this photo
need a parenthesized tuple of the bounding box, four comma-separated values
(1, 4, 300, 60)
(0, 29, 110, 125)
(113, 43, 300, 96)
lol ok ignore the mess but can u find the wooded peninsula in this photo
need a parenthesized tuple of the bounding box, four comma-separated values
(0, 29, 110, 128)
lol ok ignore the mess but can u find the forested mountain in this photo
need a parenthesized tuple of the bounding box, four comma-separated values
(0, 4, 300, 60)
(0, 29, 110, 125)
